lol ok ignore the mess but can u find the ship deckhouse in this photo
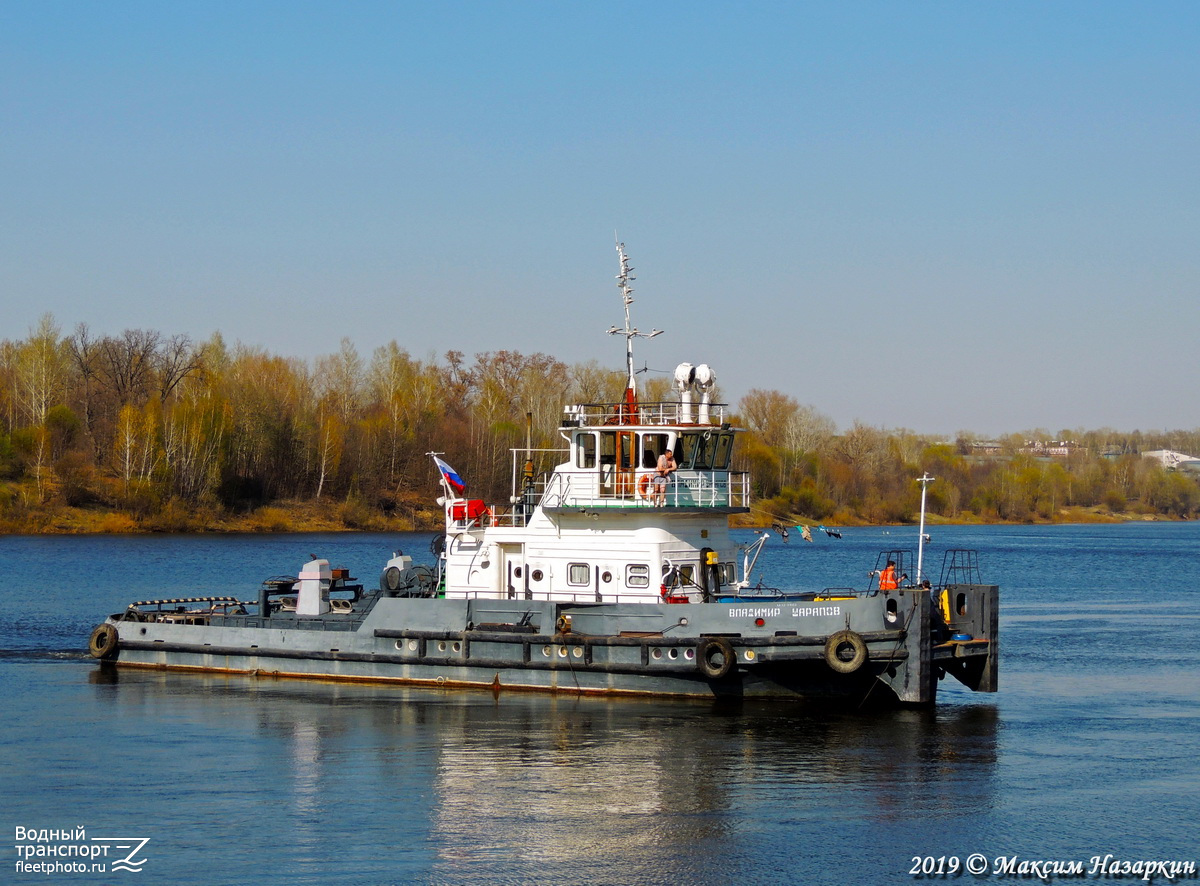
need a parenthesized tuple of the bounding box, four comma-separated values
(437, 394, 750, 605)
(436, 243, 749, 605)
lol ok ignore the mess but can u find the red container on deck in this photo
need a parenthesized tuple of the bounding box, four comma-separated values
(450, 500, 489, 522)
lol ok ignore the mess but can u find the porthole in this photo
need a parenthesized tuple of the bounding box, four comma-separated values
(684, 648, 695, 660)
(667, 648, 679, 660)
(452, 641, 461, 653)
(437, 641, 447, 653)
(531, 569, 544, 582)
(572, 647, 583, 659)
(557, 646, 568, 658)
(601, 571, 612, 583)
(408, 639, 418, 651)
(651, 648, 663, 660)
(541, 645, 552, 657)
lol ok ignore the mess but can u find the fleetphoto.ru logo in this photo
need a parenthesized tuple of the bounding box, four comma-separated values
(95, 836, 151, 873)
(13, 826, 150, 876)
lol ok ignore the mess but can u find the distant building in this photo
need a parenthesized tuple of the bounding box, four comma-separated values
(968, 440, 1082, 459)
(1020, 440, 1082, 458)
(969, 441, 1002, 456)
(1142, 450, 1200, 474)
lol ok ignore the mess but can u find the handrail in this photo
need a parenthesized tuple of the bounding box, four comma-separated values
(562, 401, 730, 427)
(536, 468, 750, 510)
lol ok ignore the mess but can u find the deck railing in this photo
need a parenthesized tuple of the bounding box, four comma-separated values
(446, 469, 750, 530)
(538, 468, 750, 510)
(562, 400, 730, 427)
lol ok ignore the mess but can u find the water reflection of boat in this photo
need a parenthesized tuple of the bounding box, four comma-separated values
(85, 670, 999, 881)
(87, 245, 998, 707)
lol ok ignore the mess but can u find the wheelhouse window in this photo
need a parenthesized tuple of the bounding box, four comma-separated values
(677, 432, 713, 469)
(598, 431, 634, 471)
(626, 564, 650, 588)
(676, 431, 734, 470)
(662, 563, 696, 589)
(712, 433, 734, 469)
(576, 433, 596, 469)
(567, 563, 590, 586)
(599, 431, 615, 468)
(640, 433, 670, 469)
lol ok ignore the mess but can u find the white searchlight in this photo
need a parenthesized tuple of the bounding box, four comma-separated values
(674, 362, 696, 423)
(694, 363, 716, 424)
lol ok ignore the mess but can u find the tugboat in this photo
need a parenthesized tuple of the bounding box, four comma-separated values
(87, 245, 998, 706)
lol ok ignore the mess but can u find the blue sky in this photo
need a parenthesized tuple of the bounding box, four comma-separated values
(3, 2, 1198, 436)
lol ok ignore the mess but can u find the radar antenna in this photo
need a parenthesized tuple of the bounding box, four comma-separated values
(607, 240, 663, 417)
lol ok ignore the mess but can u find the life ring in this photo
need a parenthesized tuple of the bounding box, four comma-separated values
(823, 629, 867, 674)
(637, 473, 653, 500)
(696, 636, 735, 679)
(88, 623, 120, 660)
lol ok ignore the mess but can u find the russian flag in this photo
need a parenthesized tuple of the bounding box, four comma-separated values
(434, 456, 466, 494)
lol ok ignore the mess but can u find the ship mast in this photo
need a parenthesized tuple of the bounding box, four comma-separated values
(916, 473, 934, 583)
(607, 240, 663, 420)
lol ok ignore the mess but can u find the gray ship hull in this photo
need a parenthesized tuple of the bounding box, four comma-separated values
(91, 585, 998, 706)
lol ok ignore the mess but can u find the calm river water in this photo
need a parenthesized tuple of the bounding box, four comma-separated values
(2, 524, 1198, 885)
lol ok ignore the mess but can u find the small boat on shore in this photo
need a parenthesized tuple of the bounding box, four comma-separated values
(87, 245, 998, 706)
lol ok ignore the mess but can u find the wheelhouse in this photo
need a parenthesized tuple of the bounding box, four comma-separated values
(539, 401, 749, 513)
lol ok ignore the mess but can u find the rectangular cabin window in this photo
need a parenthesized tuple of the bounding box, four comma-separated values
(599, 431, 635, 470)
(567, 563, 590, 586)
(599, 432, 616, 467)
(577, 433, 596, 469)
(676, 433, 696, 468)
(677, 432, 714, 469)
(640, 433, 670, 469)
(712, 433, 734, 469)
(627, 564, 650, 588)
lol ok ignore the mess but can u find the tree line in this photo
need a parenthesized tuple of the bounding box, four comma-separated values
(2, 315, 1197, 531)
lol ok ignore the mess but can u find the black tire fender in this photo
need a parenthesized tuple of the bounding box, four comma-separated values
(696, 636, 735, 679)
(824, 629, 867, 674)
(88, 623, 120, 660)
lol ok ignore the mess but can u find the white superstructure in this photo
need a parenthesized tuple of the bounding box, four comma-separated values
(435, 243, 749, 605)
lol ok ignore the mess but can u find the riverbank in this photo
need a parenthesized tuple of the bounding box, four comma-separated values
(0, 497, 441, 535)
(0, 499, 1178, 535)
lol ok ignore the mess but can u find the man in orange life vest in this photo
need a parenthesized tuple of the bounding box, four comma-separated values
(876, 560, 899, 590)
